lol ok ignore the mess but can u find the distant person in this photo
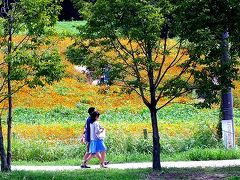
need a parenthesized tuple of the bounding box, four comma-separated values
(80, 107, 95, 168)
(85, 111, 108, 168)
(100, 75, 105, 84)
(103, 67, 110, 84)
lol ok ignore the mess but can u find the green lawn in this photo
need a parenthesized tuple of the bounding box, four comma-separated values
(0, 167, 239, 180)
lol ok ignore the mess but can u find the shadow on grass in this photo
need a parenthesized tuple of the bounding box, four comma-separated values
(0, 167, 239, 180)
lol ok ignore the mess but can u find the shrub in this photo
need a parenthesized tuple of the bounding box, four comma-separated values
(186, 148, 240, 161)
(189, 123, 220, 149)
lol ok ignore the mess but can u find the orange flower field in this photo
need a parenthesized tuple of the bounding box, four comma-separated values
(7, 122, 197, 142)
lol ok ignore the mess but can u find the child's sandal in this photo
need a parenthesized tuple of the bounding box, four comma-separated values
(81, 161, 90, 168)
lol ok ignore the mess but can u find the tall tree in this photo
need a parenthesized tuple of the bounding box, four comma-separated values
(0, 0, 64, 171)
(174, 0, 239, 146)
(67, 0, 195, 170)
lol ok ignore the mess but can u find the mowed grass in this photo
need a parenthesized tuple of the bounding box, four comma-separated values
(0, 167, 239, 180)
(0, 169, 148, 180)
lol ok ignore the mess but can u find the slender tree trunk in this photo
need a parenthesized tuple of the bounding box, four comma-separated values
(150, 107, 161, 170)
(6, 17, 13, 170)
(0, 122, 9, 171)
(7, 63, 12, 169)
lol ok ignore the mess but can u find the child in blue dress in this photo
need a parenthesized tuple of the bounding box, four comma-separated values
(86, 111, 107, 168)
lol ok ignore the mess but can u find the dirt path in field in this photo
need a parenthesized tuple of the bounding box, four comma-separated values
(12, 159, 240, 171)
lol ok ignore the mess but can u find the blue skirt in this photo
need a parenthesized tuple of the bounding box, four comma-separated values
(89, 139, 107, 154)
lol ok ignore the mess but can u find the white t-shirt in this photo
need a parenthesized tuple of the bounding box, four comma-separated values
(90, 121, 103, 140)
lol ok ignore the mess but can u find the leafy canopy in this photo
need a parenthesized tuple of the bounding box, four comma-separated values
(67, 0, 194, 110)
(0, 0, 65, 103)
(174, 0, 240, 107)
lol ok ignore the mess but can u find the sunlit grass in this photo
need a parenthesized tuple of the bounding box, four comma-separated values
(55, 21, 87, 34)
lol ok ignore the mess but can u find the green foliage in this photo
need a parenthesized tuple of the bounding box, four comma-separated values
(190, 123, 220, 148)
(10, 128, 240, 162)
(54, 85, 72, 96)
(186, 148, 240, 161)
(234, 97, 240, 108)
(13, 139, 84, 162)
(0, 0, 65, 103)
(17, 0, 62, 35)
(66, 0, 194, 108)
(174, 0, 240, 108)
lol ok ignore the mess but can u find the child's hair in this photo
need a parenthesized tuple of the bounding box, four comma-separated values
(90, 111, 100, 123)
(88, 107, 95, 115)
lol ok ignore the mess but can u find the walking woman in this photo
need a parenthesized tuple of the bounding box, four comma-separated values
(86, 111, 108, 168)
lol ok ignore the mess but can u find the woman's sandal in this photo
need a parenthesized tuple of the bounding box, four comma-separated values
(100, 163, 108, 168)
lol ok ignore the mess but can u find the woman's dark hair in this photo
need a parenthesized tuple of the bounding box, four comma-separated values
(90, 111, 100, 123)
(88, 107, 95, 115)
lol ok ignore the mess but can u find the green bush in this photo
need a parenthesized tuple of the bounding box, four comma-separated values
(10, 130, 240, 162)
(161, 135, 192, 154)
(189, 123, 220, 149)
(186, 148, 240, 161)
(12, 139, 85, 162)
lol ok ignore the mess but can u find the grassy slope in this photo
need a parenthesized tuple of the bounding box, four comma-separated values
(55, 21, 87, 34)
(12, 20, 240, 111)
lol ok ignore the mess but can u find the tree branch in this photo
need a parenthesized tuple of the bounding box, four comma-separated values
(0, 77, 7, 93)
(122, 77, 150, 107)
(136, 40, 147, 57)
(0, 83, 27, 104)
(115, 37, 133, 57)
(154, 35, 168, 87)
(155, 46, 185, 89)
(156, 59, 191, 103)
(153, 39, 161, 63)
(167, 40, 181, 52)
(114, 38, 150, 107)
(110, 40, 135, 70)
(12, 35, 30, 53)
(156, 89, 191, 111)
(0, 62, 6, 67)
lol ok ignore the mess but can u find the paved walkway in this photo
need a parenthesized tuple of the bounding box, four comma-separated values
(12, 160, 240, 171)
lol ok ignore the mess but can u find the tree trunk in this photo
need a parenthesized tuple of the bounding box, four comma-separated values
(6, 17, 13, 170)
(0, 123, 9, 171)
(220, 31, 235, 148)
(7, 65, 12, 169)
(150, 107, 161, 170)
